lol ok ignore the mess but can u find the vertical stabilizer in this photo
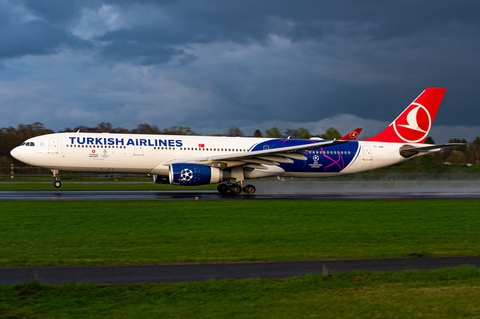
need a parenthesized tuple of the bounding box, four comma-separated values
(365, 88, 446, 143)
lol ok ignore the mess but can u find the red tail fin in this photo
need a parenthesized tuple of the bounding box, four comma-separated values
(365, 88, 446, 143)
(340, 128, 362, 141)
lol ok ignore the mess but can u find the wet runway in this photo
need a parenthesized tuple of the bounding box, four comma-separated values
(2, 257, 480, 285)
(1, 180, 480, 200)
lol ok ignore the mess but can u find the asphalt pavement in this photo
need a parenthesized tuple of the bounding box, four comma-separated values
(2, 257, 480, 284)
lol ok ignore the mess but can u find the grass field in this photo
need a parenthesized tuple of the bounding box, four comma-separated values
(1, 199, 480, 267)
(2, 198, 480, 318)
(2, 267, 480, 318)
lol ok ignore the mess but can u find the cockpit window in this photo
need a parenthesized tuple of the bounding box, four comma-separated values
(20, 141, 35, 146)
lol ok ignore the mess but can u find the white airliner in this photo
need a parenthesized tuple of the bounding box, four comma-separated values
(10, 88, 460, 194)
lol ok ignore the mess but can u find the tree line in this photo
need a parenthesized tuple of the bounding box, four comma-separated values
(1, 122, 479, 170)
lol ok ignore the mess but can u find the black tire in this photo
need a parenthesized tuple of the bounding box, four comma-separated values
(244, 185, 256, 194)
(53, 181, 62, 188)
(217, 183, 229, 193)
(229, 184, 242, 194)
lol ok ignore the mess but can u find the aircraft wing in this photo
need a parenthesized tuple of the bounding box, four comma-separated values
(163, 139, 347, 169)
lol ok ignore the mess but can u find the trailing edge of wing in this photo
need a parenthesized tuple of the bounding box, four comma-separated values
(207, 139, 346, 162)
(256, 155, 294, 164)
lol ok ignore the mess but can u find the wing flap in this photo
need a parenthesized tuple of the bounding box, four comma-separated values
(238, 158, 279, 165)
(274, 152, 307, 161)
(245, 163, 267, 169)
(256, 155, 294, 164)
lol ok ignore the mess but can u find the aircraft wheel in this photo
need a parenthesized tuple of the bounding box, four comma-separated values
(229, 184, 242, 195)
(54, 181, 62, 188)
(243, 185, 256, 194)
(217, 183, 229, 193)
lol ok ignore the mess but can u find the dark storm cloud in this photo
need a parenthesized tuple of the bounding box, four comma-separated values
(21, 0, 97, 24)
(0, 20, 88, 58)
(0, 0, 90, 59)
(10, 0, 480, 67)
(9, 0, 480, 62)
(2, 0, 480, 137)
(98, 33, 187, 65)
(104, 0, 480, 44)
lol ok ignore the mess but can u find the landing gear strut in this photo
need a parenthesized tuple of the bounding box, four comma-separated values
(52, 169, 62, 188)
(217, 182, 256, 194)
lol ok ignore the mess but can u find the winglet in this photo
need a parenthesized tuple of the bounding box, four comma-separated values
(340, 128, 362, 141)
(365, 88, 447, 143)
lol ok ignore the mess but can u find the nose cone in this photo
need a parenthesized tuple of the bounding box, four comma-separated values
(10, 146, 29, 164)
(10, 146, 20, 160)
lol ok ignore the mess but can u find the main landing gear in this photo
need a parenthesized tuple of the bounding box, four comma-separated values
(217, 182, 256, 194)
(52, 169, 62, 188)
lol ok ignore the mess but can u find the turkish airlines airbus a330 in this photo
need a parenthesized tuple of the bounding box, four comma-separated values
(10, 88, 460, 194)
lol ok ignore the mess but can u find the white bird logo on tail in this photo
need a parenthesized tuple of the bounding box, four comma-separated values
(393, 103, 431, 143)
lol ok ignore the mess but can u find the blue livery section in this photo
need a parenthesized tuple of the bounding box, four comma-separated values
(170, 163, 212, 186)
(251, 139, 360, 173)
(250, 138, 321, 151)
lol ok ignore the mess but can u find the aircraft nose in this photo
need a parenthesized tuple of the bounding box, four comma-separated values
(10, 146, 20, 160)
(10, 146, 27, 163)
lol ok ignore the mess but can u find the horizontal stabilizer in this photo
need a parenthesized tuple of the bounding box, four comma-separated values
(399, 143, 465, 158)
(409, 143, 466, 152)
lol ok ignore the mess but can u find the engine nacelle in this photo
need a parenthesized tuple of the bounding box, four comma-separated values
(153, 174, 169, 184)
(169, 163, 223, 186)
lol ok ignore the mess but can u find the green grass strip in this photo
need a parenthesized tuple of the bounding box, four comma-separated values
(1, 266, 480, 318)
(1, 200, 480, 267)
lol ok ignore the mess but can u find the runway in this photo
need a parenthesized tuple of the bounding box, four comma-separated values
(1, 179, 480, 200)
(1, 257, 480, 285)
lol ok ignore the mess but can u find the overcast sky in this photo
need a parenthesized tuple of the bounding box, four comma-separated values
(1, 0, 480, 143)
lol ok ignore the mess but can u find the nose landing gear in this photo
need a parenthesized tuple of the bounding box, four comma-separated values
(52, 169, 62, 188)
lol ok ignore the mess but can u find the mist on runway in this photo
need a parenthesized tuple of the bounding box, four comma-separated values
(251, 176, 480, 195)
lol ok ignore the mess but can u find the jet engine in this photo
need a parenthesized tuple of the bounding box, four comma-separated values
(168, 163, 223, 186)
(152, 174, 169, 184)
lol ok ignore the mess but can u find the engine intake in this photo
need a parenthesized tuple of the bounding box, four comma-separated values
(153, 174, 169, 184)
(169, 163, 223, 186)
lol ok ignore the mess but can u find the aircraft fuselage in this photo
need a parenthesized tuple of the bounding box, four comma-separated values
(12, 132, 408, 177)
